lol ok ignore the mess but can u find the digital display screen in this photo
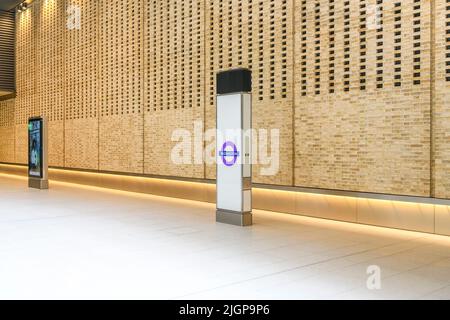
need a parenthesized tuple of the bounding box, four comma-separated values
(28, 118, 43, 178)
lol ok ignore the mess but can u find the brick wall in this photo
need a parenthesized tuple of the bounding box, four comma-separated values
(144, 0, 205, 178)
(0, 0, 447, 198)
(294, 0, 432, 196)
(64, 0, 99, 170)
(433, 0, 450, 199)
(0, 99, 15, 163)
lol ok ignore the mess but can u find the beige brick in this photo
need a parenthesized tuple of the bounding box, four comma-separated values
(144, 0, 205, 179)
(0, 0, 447, 201)
(0, 99, 15, 163)
(294, 0, 431, 197)
(64, 0, 99, 170)
(433, 0, 450, 198)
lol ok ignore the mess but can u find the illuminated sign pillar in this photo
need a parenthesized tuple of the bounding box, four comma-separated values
(216, 69, 252, 226)
(28, 116, 48, 190)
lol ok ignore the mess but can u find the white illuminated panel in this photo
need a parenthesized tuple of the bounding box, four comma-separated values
(217, 94, 243, 212)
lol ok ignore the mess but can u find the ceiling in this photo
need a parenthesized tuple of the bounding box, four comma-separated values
(0, 0, 23, 12)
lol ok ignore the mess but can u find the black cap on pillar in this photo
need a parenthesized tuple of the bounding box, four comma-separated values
(216, 68, 252, 95)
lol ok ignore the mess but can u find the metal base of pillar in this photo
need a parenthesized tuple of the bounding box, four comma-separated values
(29, 178, 49, 190)
(216, 209, 252, 226)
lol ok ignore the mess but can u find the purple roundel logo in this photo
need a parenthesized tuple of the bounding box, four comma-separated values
(219, 141, 240, 167)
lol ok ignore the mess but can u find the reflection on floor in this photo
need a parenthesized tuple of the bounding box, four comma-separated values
(1, 174, 449, 300)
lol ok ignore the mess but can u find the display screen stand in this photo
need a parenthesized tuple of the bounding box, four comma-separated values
(216, 69, 252, 226)
(28, 116, 48, 190)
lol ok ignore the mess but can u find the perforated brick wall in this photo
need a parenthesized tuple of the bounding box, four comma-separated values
(64, 0, 99, 170)
(14, 6, 36, 164)
(294, 0, 432, 196)
(0, 99, 15, 163)
(1, 0, 448, 199)
(98, 0, 144, 174)
(433, 0, 450, 199)
(144, 0, 205, 178)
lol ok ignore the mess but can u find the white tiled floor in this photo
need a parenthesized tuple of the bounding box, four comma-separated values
(1, 174, 449, 300)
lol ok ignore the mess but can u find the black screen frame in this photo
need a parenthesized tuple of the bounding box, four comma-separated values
(28, 117, 43, 179)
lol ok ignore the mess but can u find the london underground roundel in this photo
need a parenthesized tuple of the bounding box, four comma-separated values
(219, 141, 240, 167)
